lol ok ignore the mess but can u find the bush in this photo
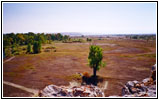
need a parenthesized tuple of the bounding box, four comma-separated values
(87, 38, 92, 42)
(82, 72, 90, 78)
(33, 41, 42, 54)
(27, 43, 32, 53)
(11, 45, 20, 55)
(4, 48, 13, 57)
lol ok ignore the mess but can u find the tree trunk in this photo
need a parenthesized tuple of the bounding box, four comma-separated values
(93, 67, 97, 77)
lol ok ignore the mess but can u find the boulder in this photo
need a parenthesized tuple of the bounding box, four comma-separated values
(121, 64, 156, 97)
(39, 84, 105, 97)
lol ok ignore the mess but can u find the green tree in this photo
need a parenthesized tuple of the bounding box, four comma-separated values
(88, 45, 106, 77)
(16, 33, 25, 45)
(33, 41, 41, 54)
(27, 43, 32, 53)
(4, 48, 13, 57)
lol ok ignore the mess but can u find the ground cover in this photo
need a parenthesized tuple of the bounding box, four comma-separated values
(3, 38, 156, 97)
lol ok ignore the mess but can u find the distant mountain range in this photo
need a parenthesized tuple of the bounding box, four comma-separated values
(60, 32, 156, 36)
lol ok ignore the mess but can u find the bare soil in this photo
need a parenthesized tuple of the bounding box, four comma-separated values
(3, 38, 156, 97)
(3, 84, 32, 97)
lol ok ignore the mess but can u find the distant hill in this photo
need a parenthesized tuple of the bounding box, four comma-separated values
(60, 32, 83, 37)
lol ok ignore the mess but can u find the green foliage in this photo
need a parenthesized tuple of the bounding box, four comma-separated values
(11, 44, 20, 55)
(4, 48, 13, 57)
(33, 41, 42, 54)
(3, 32, 70, 54)
(3, 37, 12, 48)
(35, 33, 47, 44)
(27, 43, 32, 53)
(16, 33, 25, 45)
(3, 32, 69, 56)
(72, 38, 84, 43)
(88, 45, 106, 77)
(3, 32, 70, 47)
(87, 38, 92, 42)
(127, 34, 156, 40)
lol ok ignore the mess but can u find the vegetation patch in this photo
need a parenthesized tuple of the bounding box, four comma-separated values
(120, 53, 156, 58)
(66, 74, 82, 81)
(137, 54, 156, 58)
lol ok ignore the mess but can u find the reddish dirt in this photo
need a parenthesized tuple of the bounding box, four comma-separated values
(3, 39, 156, 97)
(3, 84, 32, 97)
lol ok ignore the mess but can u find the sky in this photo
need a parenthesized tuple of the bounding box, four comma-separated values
(3, 2, 157, 34)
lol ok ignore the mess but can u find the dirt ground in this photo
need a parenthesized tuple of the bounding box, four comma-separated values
(3, 38, 156, 97)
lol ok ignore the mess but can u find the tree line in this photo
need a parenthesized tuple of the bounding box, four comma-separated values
(125, 34, 156, 41)
(3, 32, 70, 57)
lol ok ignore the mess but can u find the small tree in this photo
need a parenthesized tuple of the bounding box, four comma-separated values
(27, 43, 32, 53)
(88, 45, 106, 77)
(33, 41, 41, 54)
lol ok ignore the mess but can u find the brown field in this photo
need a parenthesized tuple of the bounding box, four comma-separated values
(3, 38, 156, 97)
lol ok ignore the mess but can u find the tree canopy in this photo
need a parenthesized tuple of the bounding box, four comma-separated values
(88, 45, 106, 77)
(3, 32, 70, 56)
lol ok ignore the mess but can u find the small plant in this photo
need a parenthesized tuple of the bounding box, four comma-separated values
(82, 72, 90, 78)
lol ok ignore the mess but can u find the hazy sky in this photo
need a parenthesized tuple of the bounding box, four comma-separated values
(3, 2, 157, 34)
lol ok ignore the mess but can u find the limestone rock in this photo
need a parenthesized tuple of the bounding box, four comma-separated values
(39, 84, 105, 97)
(121, 64, 156, 97)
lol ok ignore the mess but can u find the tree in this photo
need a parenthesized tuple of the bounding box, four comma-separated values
(56, 33, 63, 41)
(16, 33, 25, 45)
(88, 45, 106, 77)
(4, 48, 12, 57)
(33, 41, 41, 54)
(27, 43, 32, 53)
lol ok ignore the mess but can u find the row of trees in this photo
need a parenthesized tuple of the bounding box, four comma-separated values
(3, 32, 70, 57)
(125, 34, 156, 41)
(4, 32, 70, 48)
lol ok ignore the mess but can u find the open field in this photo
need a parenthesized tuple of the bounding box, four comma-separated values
(3, 38, 156, 97)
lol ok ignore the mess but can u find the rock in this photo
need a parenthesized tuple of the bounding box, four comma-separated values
(121, 64, 156, 97)
(142, 78, 150, 83)
(151, 64, 156, 81)
(39, 84, 105, 97)
(151, 64, 156, 72)
(126, 81, 135, 87)
(109, 95, 120, 97)
(133, 80, 139, 84)
(151, 71, 156, 81)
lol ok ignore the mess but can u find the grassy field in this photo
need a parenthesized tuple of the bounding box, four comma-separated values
(3, 37, 156, 97)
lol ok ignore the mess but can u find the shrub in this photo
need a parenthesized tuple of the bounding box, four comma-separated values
(11, 44, 20, 55)
(26, 43, 32, 53)
(33, 41, 42, 54)
(82, 72, 90, 78)
(87, 38, 92, 42)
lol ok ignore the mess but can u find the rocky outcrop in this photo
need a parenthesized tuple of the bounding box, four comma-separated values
(39, 84, 105, 97)
(121, 64, 156, 97)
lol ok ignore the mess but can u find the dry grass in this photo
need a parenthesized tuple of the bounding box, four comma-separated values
(3, 38, 156, 97)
